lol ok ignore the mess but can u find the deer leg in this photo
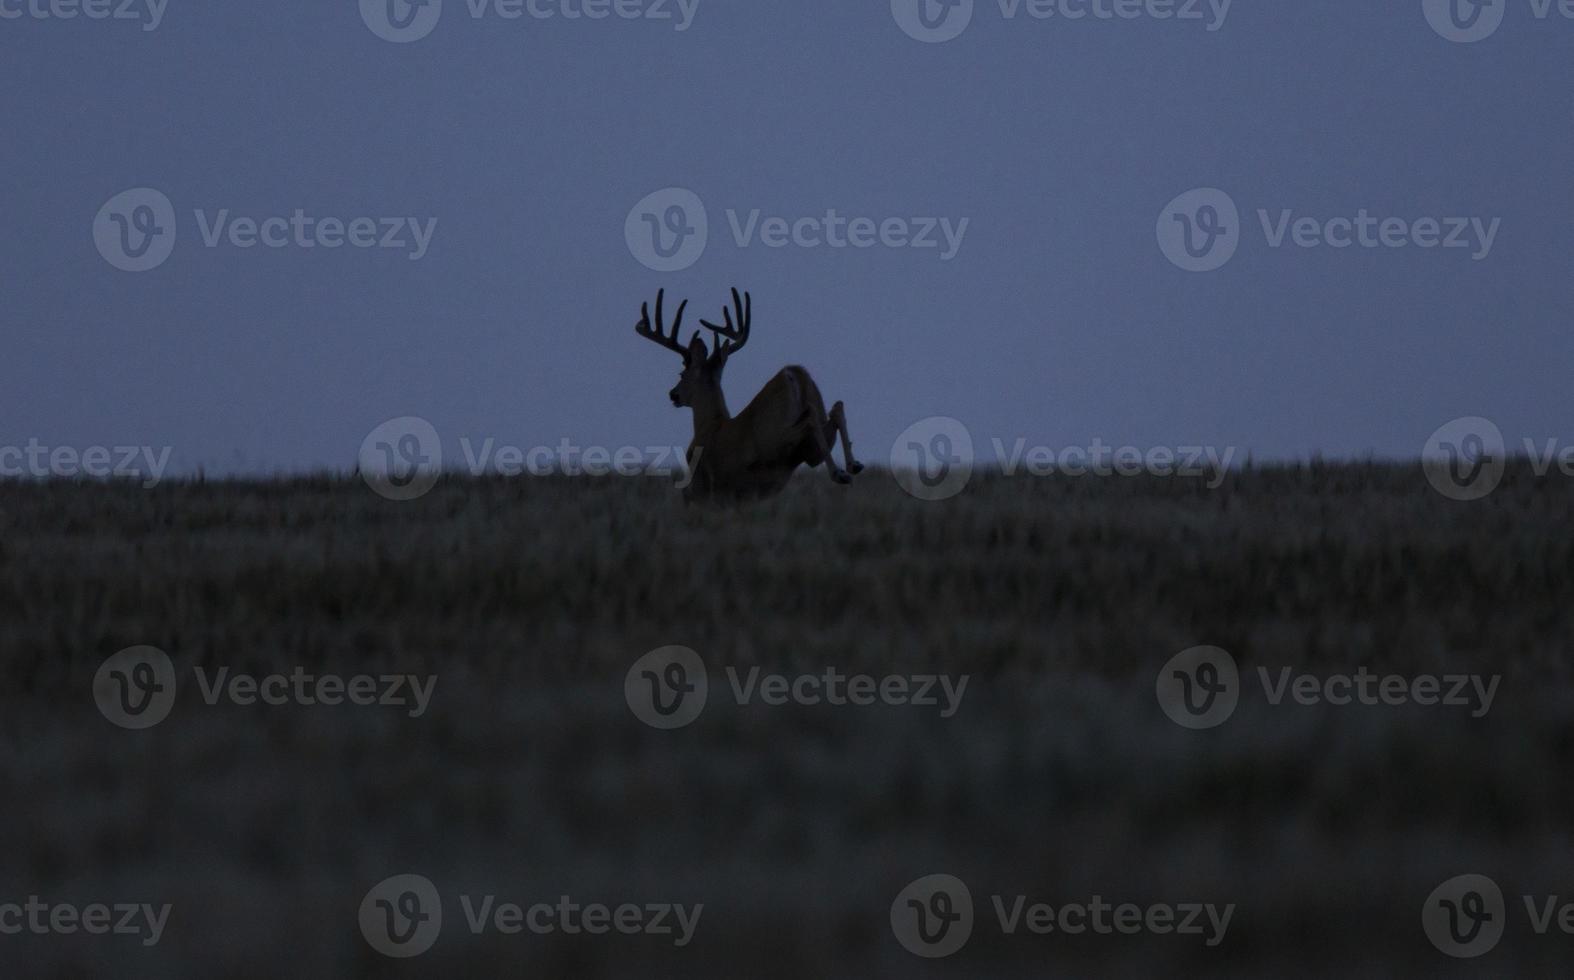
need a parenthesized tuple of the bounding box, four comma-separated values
(796, 407, 849, 484)
(828, 401, 864, 476)
(814, 418, 850, 484)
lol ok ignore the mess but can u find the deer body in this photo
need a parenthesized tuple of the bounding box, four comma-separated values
(636, 289, 862, 502)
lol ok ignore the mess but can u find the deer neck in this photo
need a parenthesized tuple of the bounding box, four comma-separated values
(687, 384, 731, 445)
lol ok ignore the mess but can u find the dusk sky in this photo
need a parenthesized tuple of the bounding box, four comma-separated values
(3, 1, 1569, 475)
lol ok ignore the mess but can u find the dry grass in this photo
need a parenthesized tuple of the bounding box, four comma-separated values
(3, 462, 1573, 977)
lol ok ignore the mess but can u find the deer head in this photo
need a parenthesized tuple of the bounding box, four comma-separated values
(635, 288, 750, 411)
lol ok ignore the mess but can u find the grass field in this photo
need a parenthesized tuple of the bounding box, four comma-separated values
(5, 462, 1573, 977)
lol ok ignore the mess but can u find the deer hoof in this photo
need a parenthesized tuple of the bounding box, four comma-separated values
(832, 469, 852, 485)
(848, 461, 865, 475)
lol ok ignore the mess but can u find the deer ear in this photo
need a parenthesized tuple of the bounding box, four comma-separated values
(687, 332, 707, 362)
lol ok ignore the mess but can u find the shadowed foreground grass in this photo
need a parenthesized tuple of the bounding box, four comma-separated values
(3, 463, 1573, 977)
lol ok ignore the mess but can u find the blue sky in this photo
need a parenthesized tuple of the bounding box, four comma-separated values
(2, 1, 1569, 473)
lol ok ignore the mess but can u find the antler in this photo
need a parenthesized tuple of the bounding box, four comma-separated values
(635, 288, 690, 357)
(700, 288, 750, 358)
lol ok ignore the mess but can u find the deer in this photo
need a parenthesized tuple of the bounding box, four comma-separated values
(635, 288, 863, 502)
